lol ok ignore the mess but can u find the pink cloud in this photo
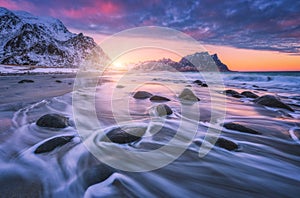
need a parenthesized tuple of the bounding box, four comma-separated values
(55, 1, 121, 20)
(0, 0, 19, 10)
(0, 0, 37, 12)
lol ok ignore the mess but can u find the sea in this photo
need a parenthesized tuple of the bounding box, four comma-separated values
(0, 70, 299, 197)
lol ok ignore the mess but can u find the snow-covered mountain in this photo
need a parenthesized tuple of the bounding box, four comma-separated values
(133, 52, 230, 72)
(0, 7, 109, 67)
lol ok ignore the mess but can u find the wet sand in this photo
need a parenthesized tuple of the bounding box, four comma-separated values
(0, 74, 75, 105)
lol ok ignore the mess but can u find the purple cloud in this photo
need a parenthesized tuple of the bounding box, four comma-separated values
(1, 0, 299, 54)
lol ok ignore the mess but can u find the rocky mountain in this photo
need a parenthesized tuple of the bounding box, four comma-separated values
(0, 7, 109, 68)
(133, 58, 180, 71)
(133, 52, 230, 72)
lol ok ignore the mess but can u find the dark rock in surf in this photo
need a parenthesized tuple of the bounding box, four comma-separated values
(0, 167, 43, 197)
(254, 95, 294, 112)
(223, 122, 261, 134)
(79, 165, 114, 190)
(106, 127, 147, 144)
(34, 136, 74, 154)
(55, 80, 62, 83)
(18, 79, 34, 83)
(224, 89, 241, 98)
(241, 91, 258, 98)
(133, 91, 152, 99)
(201, 83, 208, 87)
(215, 137, 238, 151)
(252, 85, 259, 88)
(154, 104, 173, 116)
(255, 88, 267, 91)
(36, 114, 69, 128)
(150, 95, 171, 102)
(193, 80, 203, 85)
(224, 90, 239, 95)
(185, 85, 192, 87)
(178, 88, 200, 102)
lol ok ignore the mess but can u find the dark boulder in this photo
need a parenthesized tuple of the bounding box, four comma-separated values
(34, 136, 74, 154)
(254, 95, 294, 112)
(193, 80, 203, 85)
(133, 91, 152, 99)
(55, 80, 62, 83)
(215, 137, 238, 151)
(18, 79, 34, 83)
(241, 91, 258, 98)
(150, 95, 171, 102)
(79, 165, 114, 190)
(154, 104, 173, 116)
(36, 114, 69, 128)
(223, 122, 261, 134)
(178, 88, 200, 102)
(105, 126, 147, 144)
(224, 89, 241, 98)
(201, 83, 208, 87)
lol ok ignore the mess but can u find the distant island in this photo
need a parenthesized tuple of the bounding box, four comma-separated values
(132, 52, 230, 72)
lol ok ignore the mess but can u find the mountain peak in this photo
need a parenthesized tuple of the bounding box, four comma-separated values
(0, 7, 109, 67)
(133, 52, 230, 72)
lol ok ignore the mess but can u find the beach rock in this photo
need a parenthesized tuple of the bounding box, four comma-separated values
(150, 95, 171, 102)
(193, 80, 203, 85)
(254, 95, 294, 112)
(55, 80, 62, 83)
(215, 137, 238, 151)
(34, 136, 74, 154)
(106, 126, 147, 144)
(18, 79, 34, 83)
(201, 83, 208, 87)
(255, 88, 268, 91)
(185, 85, 192, 87)
(133, 91, 153, 99)
(224, 89, 241, 98)
(241, 91, 258, 98)
(36, 114, 69, 128)
(79, 165, 114, 190)
(178, 88, 200, 102)
(223, 122, 261, 134)
(154, 104, 173, 116)
(116, 85, 125, 88)
(252, 85, 259, 88)
(0, 167, 43, 197)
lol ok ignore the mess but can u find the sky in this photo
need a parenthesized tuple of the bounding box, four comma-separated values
(1, 0, 300, 71)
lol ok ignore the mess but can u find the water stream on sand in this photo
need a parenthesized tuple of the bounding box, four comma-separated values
(0, 72, 299, 197)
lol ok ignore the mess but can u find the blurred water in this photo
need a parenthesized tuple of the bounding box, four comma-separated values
(0, 71, 300, 197)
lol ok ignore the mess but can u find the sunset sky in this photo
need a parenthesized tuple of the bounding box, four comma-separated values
(1, 0, 300, 71)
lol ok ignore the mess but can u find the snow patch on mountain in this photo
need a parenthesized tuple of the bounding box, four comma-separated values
(0, 7, 109, 68)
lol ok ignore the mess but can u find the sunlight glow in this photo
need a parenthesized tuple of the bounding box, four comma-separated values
(112, 61, 127, 71)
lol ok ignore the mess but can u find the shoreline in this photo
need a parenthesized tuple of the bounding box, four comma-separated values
(0, 73, 75, 106)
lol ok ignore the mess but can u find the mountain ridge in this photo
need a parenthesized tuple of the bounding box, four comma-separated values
(133, 52, 230, 72)
(0, 7, 109, 68)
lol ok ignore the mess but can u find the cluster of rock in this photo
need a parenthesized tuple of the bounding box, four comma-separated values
(32, 81, 294, 154)
(223, 89, 294, 112)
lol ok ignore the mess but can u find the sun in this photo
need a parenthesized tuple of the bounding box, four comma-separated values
(112, 61, 126, 70)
